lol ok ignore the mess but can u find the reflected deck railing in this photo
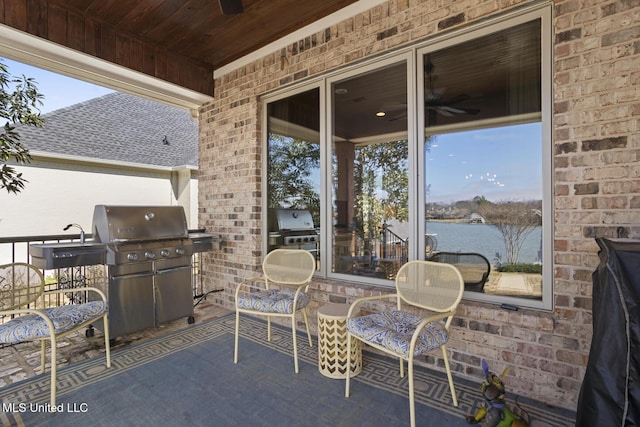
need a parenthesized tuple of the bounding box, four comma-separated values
(0, 232, 206, 320)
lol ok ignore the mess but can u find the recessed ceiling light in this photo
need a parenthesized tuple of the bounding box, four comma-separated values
(376, 111, 386, 117)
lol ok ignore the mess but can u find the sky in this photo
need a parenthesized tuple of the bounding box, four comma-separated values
(426, 122, 543, 203)
(1, 57, 114, 114)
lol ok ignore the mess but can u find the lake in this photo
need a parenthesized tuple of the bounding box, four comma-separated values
(426, 221, 542, 265)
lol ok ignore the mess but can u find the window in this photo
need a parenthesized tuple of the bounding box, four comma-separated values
(265, 87, 321, 266)
(330, 60, 410, 279)
(264, 6, 552, 309)
(417, 14, 551, 309)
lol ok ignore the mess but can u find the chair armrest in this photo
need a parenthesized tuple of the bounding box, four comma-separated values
(409, 310, 456, 353)
(44, 287, 108, 303)
(234, 276, 267, 300)
(347, 293, 399, 319)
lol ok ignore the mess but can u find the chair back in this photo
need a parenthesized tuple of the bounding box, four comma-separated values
(262, 249, 316, 285)
(395, 260, 464, 314)
(0, 263, 45, 312)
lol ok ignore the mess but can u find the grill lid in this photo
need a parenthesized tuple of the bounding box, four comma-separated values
(92, 205, 189, 243)
(269, 209, 315, 232)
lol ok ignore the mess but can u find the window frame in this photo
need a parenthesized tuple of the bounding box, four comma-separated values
(262, 4, 553, 310)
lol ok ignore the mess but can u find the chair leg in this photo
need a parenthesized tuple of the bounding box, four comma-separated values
(234, 311, 240, 364)
(345, 333, 352, 397)
(103, 314, 112, 368)
(291, 314, 299, 373)
(441, 345, 458, 406)
(399, 357, 405, 378)
(40, 340, 46, 374)
(408, 357, 416, 427)
(49, 335, 57, 406)
(302, 308, 313, 347)
(267, 315, 272, 342)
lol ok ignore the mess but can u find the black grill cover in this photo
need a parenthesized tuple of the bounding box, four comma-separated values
(576, 238, 640, 427)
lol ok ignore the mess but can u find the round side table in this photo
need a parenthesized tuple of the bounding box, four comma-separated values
(317, 302, 362, 379)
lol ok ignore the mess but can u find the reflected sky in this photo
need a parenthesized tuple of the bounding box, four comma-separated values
(425, 122, 542, 203)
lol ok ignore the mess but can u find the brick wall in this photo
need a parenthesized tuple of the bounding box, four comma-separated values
(198, 0, 640, 411)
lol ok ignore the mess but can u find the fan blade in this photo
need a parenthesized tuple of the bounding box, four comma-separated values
(432, 107, 455, 117)
(436, 105, 480, 116)
(426, 87, 447, 101)
(444, 93, 471, 105)
(219, 0, 243, 14)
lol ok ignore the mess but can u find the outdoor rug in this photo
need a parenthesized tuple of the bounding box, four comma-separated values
(0, 314, 576, 426)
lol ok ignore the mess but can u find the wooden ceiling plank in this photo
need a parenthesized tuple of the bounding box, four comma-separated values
(66, 9, 86, 52)
(26, 0, 47, 38)
(4, 0, 27, 30)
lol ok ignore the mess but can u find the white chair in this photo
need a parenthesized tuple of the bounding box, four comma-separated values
(234, 249, 316, 373)
(345, 260, 464, 427)
(0, 262, 111, 406)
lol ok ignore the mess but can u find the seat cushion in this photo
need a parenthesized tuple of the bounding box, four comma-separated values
(0, 301, 107, 344)
(347, 310, 448, 358)
(237, 289, 310, 314)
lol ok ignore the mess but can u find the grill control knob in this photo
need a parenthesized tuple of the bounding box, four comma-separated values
(175, 248, 185, 255)
(145, 251, 156, 260)
(160, 249, 171, 257)
(127, 253, 138, 261)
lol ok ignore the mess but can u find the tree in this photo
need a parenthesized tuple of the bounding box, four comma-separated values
(0, 59, 44, 194)
(479, 199, 541, 265)
(353, 140, 408, 239)
(267, 133, 320, 223)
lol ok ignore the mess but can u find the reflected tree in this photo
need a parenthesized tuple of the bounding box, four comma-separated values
(267, 133, 320, 223)
(479, 199, 542, 265)
(353, 140, 408, 239)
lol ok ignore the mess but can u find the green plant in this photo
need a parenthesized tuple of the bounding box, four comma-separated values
(0, 59, 44, 194)
(498, 263, 542, 274)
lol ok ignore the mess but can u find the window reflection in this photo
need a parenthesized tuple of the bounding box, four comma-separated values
(423, 20, 543, 299)
(266, 89, 320, 264)
(331, 62, 409, 278)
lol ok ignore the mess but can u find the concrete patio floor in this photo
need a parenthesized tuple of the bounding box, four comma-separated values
(0, 299, 232, 389)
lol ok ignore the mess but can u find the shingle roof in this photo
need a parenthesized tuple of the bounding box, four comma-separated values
(16, 92, 198, 168)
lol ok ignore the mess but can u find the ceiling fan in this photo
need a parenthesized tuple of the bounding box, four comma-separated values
(219, 0, 243, 14)
(423, 59, 479, 125)
(384, 60, 480, 124)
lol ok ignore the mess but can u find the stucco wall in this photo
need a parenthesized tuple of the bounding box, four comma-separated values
(198, 0, 640, 410)
(0, 159, 199, 263)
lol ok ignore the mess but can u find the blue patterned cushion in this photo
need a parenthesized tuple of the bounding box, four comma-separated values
(347, 310, 448, 358)
(237, 289, 310, 314)
(0, 301, 107, 344)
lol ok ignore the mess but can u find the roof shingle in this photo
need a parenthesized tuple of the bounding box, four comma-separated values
(15, 92, 198, 168)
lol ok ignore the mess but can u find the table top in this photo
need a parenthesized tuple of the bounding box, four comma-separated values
(317, 302, 350, 318)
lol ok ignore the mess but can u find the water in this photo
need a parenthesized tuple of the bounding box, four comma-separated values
(426, 221, 542, 265)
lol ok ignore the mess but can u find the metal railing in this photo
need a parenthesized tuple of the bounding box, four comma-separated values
(0, 232, 206, 309)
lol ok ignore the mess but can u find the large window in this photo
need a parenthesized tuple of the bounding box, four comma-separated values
(330, 60, 410, 279)
(264, 7, 552, 309)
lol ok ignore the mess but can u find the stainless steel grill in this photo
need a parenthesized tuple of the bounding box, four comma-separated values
(268, 208, 318, 255)
(31, 205, 216, 339)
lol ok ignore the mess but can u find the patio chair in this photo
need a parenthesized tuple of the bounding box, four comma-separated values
(234, 249, 316, 373)
(344, 260, 464, 427)
(429, 251, 491, 292)
(0, 262, 111, 406)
